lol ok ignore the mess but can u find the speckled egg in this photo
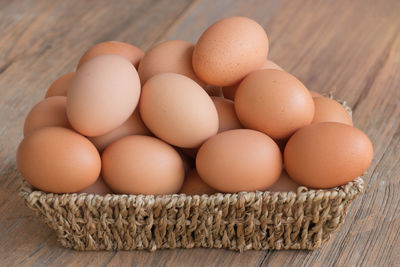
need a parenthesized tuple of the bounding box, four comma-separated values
(193, 16, 268, 86)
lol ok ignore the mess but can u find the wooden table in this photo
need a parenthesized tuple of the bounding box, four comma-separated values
(1, 0, 399, 266)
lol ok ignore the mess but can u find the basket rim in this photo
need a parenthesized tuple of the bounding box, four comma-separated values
(19, 177, 364, 205)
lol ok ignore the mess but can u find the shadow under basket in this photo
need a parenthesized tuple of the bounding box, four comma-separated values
(19, 178, 364, 251)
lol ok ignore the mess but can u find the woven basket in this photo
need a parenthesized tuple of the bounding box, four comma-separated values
(18, 100, 364, 251)
(19, 179, 363, 251)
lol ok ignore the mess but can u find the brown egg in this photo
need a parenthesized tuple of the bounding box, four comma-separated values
(77, 41, 144, 69)
(140, 73, 218, 148)
(267, 170, 299, 192)
(196, 129, 282, 192)
(211, 96, 242, 133)
(77, 177, 113, 195)
(24, 96, 71, 137)
(312, 97, 353, 125)
(179, 169, 218, 195)
(89, 109, 151, 152)
(45, 72, 75, 98)
(310, 90, 323, 98)
(263, 60, 283, 71)
(17, 127, 101, 193)
(138, 40, 205, 87)
(223, 59, 283, 100)
(102, 135, 185, 195)
(235, 69, 315, 139)
(284, 122, 373, 188)
(193, 16, 268, 86)
(67, 55, 141, 136)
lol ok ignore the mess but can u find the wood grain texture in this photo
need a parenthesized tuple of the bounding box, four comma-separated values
(0, 0, 399, 266)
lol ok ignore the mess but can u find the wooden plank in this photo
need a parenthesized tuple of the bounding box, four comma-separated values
(258, 0, 400, 266)
(0, 0, 399, 266)
(0, 0, 196, 266)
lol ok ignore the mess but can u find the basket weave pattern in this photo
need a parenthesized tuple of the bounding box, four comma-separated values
(19, 178, 363, 251)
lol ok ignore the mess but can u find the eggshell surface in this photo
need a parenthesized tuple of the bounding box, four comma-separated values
(309, 90, 323, 98)
(193, 16, 268, 86)
(284, 122, 373, 188)
(268, 170, 299, 192)
(312, 97, 353, 125)
(24, 96, 71, 137)
(78, 177, 113, 195)
(102, 135, 185, 195)
(77, 41, 144, 69)
(17, 127, 101, 193)
(138, 40, 205, 87)
(235, 69, 314, 139)
(179, 169, 217, 195)
(67, 55, 141, 136)
(89, 110, 151, 152)
(211, 97, 242, 133)
(140, 73, 218, 148)
(196, 129, 282, 192)
(45, 72, 75, 98)
(223, 60, 283, 100)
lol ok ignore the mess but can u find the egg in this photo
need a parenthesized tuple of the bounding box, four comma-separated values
(24, 96, 71, 137)
(17, 127, 101, 193)
(102, 135, 185, 195)
(45, 72, 75, 98)
(235, 69, 315, 139)
(310, 90, 323, 98)
(196, 129, 282, 192)
(67, 55, 141, 136)
(211, 96, 242, 133)
(267, 170, 299, 192)
(77, 176, 113, 195)
(223, 59, 283, 100)
(77, 41, 144, 69)
(89, 109, 151, 152)
(284, 122, 373, 188)
(312, 97, 353, 125)
(140, 73, 218, 148)
(179, 169, 217, 195)
(138, 40, 205, 87)
(193, 16, 268, 86)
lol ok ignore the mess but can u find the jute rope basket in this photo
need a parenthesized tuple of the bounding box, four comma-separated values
(18, 100, 364, 251)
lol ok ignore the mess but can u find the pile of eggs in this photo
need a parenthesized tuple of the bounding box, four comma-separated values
(17, 17, 373, 196)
